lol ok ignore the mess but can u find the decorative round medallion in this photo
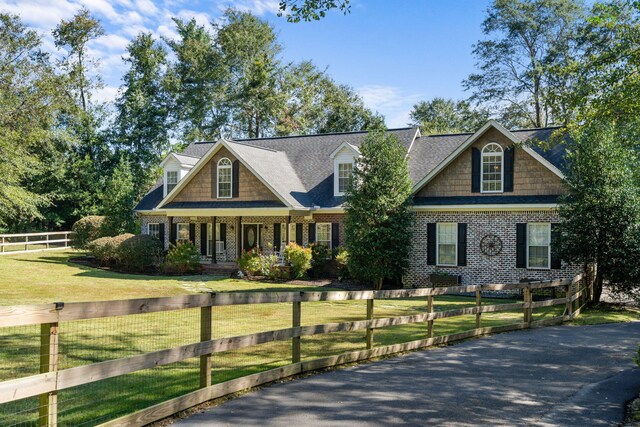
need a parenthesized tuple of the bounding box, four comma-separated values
(480, 234, 503, 257)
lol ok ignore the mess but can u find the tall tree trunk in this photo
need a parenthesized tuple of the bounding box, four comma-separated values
(591, 268, 604, 305)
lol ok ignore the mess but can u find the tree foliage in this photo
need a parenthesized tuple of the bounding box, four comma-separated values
(344, 130, 414, 290)
(557, 122, 640, 303)
(101, 157, 138, 236)
(464, 0, 585, 128)
(278, 0, 351, 22)
(409, 98, 490, 134)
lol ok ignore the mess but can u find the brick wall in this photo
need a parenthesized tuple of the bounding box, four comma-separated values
(405, 210, 581, 288)
(417, 128, 566, 197)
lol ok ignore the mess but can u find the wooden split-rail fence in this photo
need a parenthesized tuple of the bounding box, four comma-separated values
(0, 231, 72, 255)
(0, 274, 587, 427)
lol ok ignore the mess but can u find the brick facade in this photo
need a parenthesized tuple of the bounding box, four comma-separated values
(405, 209, 581, 288)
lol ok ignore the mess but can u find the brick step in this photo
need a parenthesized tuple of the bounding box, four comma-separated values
(202, 263, 238, 276)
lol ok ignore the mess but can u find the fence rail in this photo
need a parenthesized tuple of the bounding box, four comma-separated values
(0, 274, 589, 427)
(0, 231, 72, 255)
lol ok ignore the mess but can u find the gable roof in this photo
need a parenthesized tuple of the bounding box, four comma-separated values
(410, 120, 566, 194)
(135, 123, 568, 212)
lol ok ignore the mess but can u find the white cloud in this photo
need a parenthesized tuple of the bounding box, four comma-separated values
(93, 85, 119, 103)
(222, 0, 280, 16)
(0, 0, 78, 31)
(358, 85, 422, 128)
(94, 34, 130, 51)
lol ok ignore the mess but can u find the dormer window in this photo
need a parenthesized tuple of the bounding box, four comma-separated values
(217, 158, 232, 198)
(338, 163, 353, 194)
(166, 171, 178, 194)
(481, 143, 503, 193)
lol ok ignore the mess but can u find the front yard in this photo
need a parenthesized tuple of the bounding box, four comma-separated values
(1, 250, 638, 426)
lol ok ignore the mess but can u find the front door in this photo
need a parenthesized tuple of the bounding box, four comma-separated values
(243, 224, 259, 252)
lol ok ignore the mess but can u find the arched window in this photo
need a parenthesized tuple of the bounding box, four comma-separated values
(481, 143, 503, 193)
(217, 158, 232, 198)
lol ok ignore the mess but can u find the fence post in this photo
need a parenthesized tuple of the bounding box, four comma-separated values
(46, 234, 50, 250)
(565, 283, 573, 321)
(64, 232, 69, 248)
(523, 285, 532, 327)
(427, 295, 434, 338)
(366, 298, 374, 350)
(199, 303, 212, 388)
(475, 289, 482, 329)
(1, 236, 4, 253)
(292, 300, 301, 363)
(38, 322, 59, 427)
(25, 235, 29, 252)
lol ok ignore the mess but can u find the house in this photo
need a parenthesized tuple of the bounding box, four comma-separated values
(135, 120, 581, 287)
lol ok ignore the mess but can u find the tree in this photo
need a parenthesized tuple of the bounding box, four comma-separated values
(113, 33, 170, 189)
(464, 0, 585, 128)
(101, 157, 138, 236)
(215, 9, 285, 138)
(344, 130, 414, 290)
(557, 122, 640, 304)
(409, 98, 490, 134)
(277, 61, 383, 135)
(165, 18, 227, 142)
(278, 0, 350, 22)
(0, 13, 64, 230)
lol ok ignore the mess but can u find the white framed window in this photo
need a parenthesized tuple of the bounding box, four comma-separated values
(289, 223, 297, 245)
(206, 223, 223, 256)
(148, 223, 160, 239)
(436, 223, 457, 266)
(316, 223, 331, 249)
(527, 223, 551, 269)
(337, 163, 353, 194)
(177, 223, 190, 243)
(166, 171, 178, 194)
(481, 143, 503, 193)
(217, 158, 232, 198)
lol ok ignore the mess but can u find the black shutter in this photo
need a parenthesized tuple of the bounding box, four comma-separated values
(427, 223, 436, 265)
(504, 147, 515, 192)
(170, 223, 176, 246)
(200, 223, 207, 255)
(331, 223, 340, 249)
(220, 223, 227, 249)
(159, 223, 165, 249)
(471, 147, 481, 193)
(189, 223, 196, 245)
(232, 160, 240, 198)
(308, 223, 316, 244)
(274, 223, 281, 252)
(211, 163, 216, 198)
(457, 223, 467, 267)
(295, 223, 303, 245)
(516, 223, 527, 268)
(551, 223, 561, 269)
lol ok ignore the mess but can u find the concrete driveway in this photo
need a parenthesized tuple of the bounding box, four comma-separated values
(175, 322, 640, 426)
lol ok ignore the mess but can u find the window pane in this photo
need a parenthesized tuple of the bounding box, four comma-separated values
(438, 244, 457, 265)
(166, 171, 178, 193)
(148, 223, 159, 238)
(338, 163, 353, 193)
(528, 224, 550, 245)
(437, 223, 457, 265)
(289, 223, 297, 244)
(177, 224, 190, 241)
(528, 246, 549, 268)
(437, 223, 456, 245)
(316, 223, 331, 248)
(481, 144, 503, 192)
(528, 223, 550, 268)
(218, 161, 232, 198)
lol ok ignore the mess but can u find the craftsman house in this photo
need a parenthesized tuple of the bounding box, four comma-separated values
(135, 120, 580, 287)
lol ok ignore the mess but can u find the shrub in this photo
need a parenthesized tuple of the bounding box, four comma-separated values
(258, 253, 288, 280)
(163, 241, 201, 274)
(310, 243, 330, 278)
(238, 249, 262, 276)
(284, 243, 312, 279)
(87, 233, 134, 265)
(334, 247, 350, 280)
(72, 216, 106, 248)
(117, 235, 163, 272)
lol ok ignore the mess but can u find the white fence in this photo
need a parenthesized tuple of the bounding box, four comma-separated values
(0, 231, 72, 255)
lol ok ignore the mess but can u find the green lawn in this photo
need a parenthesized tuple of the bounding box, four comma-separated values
(0, 250, 638, 426)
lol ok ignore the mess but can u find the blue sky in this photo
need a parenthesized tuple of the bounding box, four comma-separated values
(1, 0, 493, 127)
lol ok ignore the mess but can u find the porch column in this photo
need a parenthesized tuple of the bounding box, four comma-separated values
(168, 216, 174, 248)
(237, 216, 242, 257)
(286, 215, 291, 245)
(212, 216, 216, 264)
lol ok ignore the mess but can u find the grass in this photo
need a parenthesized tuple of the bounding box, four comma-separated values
(0, 250, 638, 426)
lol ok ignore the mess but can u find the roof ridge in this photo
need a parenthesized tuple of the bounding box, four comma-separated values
(423, 131, 474, 137)
(511, 126, 563, 132)
(173, 152, 200, 159)
(227, 140, 280, 153)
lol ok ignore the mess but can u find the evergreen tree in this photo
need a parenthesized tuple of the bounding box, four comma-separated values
(114, 33, 170, 189)
(344, 130, 414, 290)
(101, 157, 138, 236)
(409, 98, 490, 134)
